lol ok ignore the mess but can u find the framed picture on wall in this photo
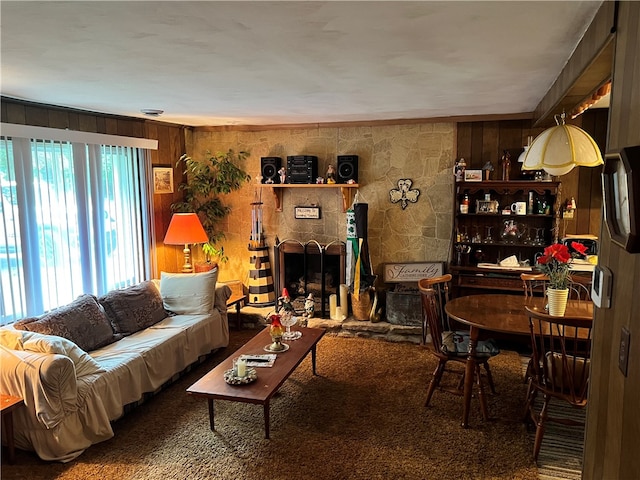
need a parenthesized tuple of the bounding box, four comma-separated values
(153, 166, 174, 194)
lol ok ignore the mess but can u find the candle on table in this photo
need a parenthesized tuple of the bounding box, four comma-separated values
(329, 294, 337, 319)
(237, 358, 247, 377)
(335, 306, 343, 320)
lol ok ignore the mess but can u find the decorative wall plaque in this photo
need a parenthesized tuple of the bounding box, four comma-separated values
(383, 262, 444, 283)
(294, 206, 321, 219)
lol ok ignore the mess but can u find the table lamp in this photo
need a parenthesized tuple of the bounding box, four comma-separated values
(163, 213, 209, 272)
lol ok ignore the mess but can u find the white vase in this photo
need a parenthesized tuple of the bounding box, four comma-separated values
(547, 288, 569, 316)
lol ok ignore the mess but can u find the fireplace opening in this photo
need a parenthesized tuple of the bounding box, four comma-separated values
(274, 240, 346, 318)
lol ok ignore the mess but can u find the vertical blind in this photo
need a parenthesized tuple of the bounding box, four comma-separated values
(0, 126, 156, 325)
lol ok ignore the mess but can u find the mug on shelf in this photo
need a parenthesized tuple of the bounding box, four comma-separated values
(511, 201, 527, 215)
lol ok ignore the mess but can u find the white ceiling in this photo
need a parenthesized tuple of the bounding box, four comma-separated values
(0, 1, 603, 127)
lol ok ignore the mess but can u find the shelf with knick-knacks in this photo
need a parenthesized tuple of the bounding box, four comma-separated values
(450, 180, 561, 296)
(258, 183, 360, 213)
(451, 180, 561, 295)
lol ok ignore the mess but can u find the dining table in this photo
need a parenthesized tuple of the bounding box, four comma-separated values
(444, 293, 594, 428)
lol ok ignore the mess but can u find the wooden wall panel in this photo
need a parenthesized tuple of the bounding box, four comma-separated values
(584, 2, 640, 479)
(533, 1, 616, 126)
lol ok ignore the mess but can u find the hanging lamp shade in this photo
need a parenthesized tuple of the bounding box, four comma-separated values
(522, 113, 603, 176)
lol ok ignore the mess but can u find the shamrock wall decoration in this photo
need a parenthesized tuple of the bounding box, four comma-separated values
(389, 179, 420, 209)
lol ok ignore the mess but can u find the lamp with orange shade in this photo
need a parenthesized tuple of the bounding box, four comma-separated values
(163, 213, 209, 272)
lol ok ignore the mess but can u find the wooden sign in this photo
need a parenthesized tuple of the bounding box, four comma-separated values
(294, 206, 321, 219)
(383, 262, 444, 283)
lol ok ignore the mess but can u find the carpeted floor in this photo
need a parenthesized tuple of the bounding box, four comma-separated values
(2, 329, 539, 480)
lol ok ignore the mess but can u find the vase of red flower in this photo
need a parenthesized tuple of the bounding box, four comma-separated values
(536, 241, 588, 316)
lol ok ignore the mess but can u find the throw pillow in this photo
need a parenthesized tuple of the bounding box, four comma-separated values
(441, 330, 500, 358)
(99, 281, 167, 336)
(21, 331, 105, 377)
(14, 294, 120, 352)
(0, 328, 24, 350)
(160, 268, 218, 315)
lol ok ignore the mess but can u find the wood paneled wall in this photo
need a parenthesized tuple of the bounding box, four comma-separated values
(1, 97, 187, 277)
(456, 111, 607, 237)
(584, 2, 640, 479)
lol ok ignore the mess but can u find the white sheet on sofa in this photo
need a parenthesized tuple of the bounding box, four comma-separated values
(150, 313, 228, 356)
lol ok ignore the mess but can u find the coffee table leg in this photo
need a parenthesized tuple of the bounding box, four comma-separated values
(264, 402, 270, 439)
(4, 410, 15, 464)
(208, 399, 215, 431)
(311, 345, 317, 375)
(462, 326, 479, 428)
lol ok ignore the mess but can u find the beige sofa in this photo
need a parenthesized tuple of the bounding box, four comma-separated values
(0, 269, 230, 462)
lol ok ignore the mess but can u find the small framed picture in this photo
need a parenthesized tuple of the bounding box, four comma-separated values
(464, 169, 483, 182)
(153, 166, 174, 194)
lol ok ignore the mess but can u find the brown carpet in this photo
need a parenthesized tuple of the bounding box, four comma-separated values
(2, 329, 537, 480)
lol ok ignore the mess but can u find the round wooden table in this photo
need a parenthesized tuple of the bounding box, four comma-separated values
(445, 294, 593, 428)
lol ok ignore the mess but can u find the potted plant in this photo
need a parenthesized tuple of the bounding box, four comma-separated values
(535, 241, 588, 315)
(172, 149, 251, 267)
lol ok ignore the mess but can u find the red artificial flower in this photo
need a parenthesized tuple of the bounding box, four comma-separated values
(571, 241, 588, 256)
(537, 254, 550, 264)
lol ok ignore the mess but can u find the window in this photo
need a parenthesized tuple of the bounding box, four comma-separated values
(0, 126, 156, 325)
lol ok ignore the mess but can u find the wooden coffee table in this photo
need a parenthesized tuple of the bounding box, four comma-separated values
(187, 326, 326, 439)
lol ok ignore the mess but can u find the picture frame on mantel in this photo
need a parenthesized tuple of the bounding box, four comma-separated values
(153, 166, 174, 194)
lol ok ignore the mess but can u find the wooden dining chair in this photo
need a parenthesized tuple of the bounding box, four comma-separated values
(521, 273, 548, 297)
(417, 274, 452, 345)
(418, 279, 496, 417)
(523, 307, 593, 460)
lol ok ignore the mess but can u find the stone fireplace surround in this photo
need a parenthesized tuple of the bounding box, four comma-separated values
(274, 239, 346, 319)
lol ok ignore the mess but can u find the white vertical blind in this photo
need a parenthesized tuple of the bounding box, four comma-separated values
(0, 130, 154, 325)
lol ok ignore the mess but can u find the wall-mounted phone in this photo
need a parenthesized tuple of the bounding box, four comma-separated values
(591, 265, 612, 308)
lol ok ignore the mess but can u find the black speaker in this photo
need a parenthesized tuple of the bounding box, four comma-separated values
(337, 155, 358, 183)
(261, 157, 281, 184)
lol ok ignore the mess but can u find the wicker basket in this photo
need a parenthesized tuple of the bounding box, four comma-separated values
(351, 290, 373, 321)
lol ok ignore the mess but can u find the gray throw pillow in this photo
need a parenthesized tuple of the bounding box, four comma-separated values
(14, 294, 120, 352)
(99, 281, 167, 336)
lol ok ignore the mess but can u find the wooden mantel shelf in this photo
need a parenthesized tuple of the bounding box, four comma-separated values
(258, 184, 360, 213)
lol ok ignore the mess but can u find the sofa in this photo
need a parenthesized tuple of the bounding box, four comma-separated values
(0, 268, 231, 462)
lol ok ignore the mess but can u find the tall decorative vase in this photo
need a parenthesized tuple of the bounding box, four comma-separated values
(547, 288, 569, 316)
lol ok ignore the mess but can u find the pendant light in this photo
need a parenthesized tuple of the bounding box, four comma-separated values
(521, 112, 603, 176)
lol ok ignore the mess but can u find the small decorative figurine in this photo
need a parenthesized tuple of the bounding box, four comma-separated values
(304, 293, 315, 320)
(278, 288, 294, 315)
(501, 150, 511, 181)
(278, 166, 287, 184)
(454, 158, 466, 182)
(316, 176, 324, 184)
(482, 161, 494, 180)
(326, 164, 336, 184)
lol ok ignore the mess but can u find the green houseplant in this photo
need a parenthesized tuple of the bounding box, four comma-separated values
(171, 149, 250, 264)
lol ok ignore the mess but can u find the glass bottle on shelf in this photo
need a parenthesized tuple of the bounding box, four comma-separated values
(460, 193, 470, 214)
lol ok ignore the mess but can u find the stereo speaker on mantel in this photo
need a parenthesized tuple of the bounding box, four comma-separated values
(337, 155, 358, 184)
(261, 157, 282, 184)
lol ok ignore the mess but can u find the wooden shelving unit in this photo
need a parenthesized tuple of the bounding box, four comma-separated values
(258, 184, 360, 212)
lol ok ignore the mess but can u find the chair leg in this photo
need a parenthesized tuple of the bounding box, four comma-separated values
(523, 357, 533, 384)
(533, 394, 551, 461)
(425, 360, 446, 406)
(522, 379, 537, 423)
(482, 362, 496, 394)
(475, 363, 489, 421)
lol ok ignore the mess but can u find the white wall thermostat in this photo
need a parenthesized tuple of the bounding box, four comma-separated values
(591, 265, 612, 308)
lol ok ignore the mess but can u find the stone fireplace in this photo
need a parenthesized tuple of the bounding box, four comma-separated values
(274, 239, 346, 318)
